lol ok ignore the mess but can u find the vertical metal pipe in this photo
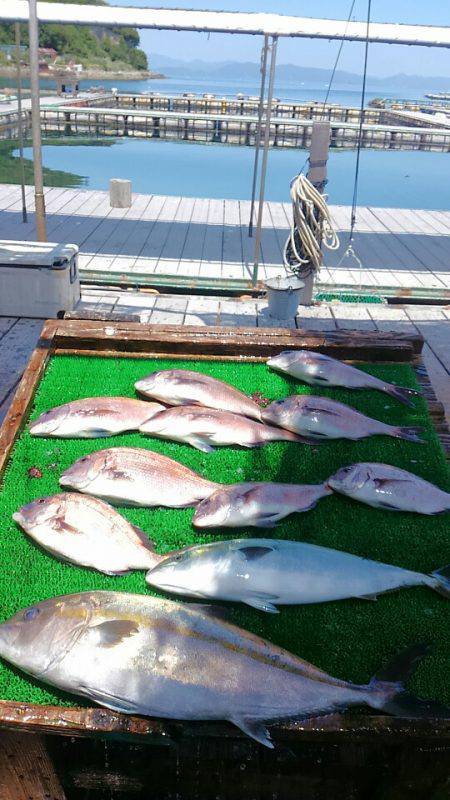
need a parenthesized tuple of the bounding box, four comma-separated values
(248, 34, 269, 237)
(15, 23, 28, 223)
(27, 0, 46, 241)
(251, 35, 277, 286)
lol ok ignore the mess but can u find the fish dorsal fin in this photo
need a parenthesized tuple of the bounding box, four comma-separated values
(130, 524, 156, 551)
(188, 603, 230, 622)
(230, 718, 274, 748)
(88, 620, 139, 647)
(237, 545, 275, 561)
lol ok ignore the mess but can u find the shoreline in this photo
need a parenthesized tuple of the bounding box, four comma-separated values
(0, 66, 166, 81)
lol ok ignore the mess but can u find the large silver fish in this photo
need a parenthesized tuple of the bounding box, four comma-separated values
(59, 447, 219, 508)
(267, 351, 420, 407)
(135, 369, 262, 420)
(0, 591, 446, 748)
(328, 463, 450, 514)
(146, 538, 450, 612)
(193, 482, 331, 528)
(262, 395, 423, 443)
(139, 406, 306, 452)
(13, 493, 160, 575)
(30, 397, 165, 438)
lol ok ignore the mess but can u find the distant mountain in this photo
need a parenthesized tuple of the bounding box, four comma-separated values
(150, 55, 450, 92)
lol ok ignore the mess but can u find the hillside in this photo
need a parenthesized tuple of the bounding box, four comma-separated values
(0, 0, 149, 73)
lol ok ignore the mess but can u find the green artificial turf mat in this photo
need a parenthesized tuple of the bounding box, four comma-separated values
(0, 353, 449, 712)
(314, 293, 384, 304)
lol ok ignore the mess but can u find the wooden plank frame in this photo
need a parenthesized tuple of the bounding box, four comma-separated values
(0, 318, 448, 745)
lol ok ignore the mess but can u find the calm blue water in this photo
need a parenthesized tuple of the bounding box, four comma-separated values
(18, 137, 450, 209)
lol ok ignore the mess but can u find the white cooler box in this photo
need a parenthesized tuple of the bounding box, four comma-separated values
(0, 240, 80, 318)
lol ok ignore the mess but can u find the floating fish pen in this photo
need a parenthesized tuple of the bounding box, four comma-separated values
(0, 319, 448, 771)
(35, 106, 450, 151)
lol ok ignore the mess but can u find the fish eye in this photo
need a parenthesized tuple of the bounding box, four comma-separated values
(23, 607, 40, 622)
(37, 498, 46, 504)
(79, 457, 88, 463)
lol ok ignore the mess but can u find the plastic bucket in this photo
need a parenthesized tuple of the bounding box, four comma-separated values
(265, 274, 305, 318)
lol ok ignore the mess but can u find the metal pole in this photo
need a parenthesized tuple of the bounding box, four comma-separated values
(15, 22, 28, 223)
(27, 0, 46, 241)
(248, 34, 269, 237)
(251, 35, 277, 286)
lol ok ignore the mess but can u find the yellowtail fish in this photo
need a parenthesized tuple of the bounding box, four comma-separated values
(327, 463, 450, 514)
(0, 592, 447, 748)
(193, 482, 331, 528)
(267, 351, 420, 407)
(135, 369, 262, 420)
(146, 538, 450, 612)
(59, 447, 219, 507)
(262, 395, 423, 443)
(30, 397, 165, 438)
(13, 493, 161, 575)
(139, 406, 308, 452)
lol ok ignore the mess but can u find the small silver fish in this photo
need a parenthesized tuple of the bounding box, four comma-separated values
(262, 395, 423, 443)
(135, 369, 262, 420)
(139, 406, 306, 452)
(0, 591, 447, 748)
(267, 351, 420, 407)
(193, 482, 331, 528)
(328, 463, 450, 514)
(59, 447, 219, 508)
(30, 397, 165, 438)
(13, 493, 161, 575)
(146, 538, 450, 612)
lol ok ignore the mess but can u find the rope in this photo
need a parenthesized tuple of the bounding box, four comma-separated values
(283, 173, 340, 277)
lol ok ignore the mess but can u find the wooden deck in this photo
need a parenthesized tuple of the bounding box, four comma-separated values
(1, 292, 449, 425)
(1, 185, 449, 294)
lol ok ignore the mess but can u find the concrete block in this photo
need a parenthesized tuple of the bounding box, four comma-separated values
(110, 179, 132, 208)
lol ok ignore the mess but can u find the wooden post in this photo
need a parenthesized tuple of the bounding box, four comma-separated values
(300, 120, 331, 305)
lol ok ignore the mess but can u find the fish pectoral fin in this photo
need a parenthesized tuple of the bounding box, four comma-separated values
(78, 685, 140, 714)
(236, 545, 275, 561)
(88, 620, 140, 647)
(373, 478, 409, 488)
(131, 524, 157, 551)
(377, 501, 399, 510)
(257, 512, 284, 528)
(245, 593, 279, 614)
(230, 717, 274, 749)
(187, 436, 215, 453)
(53, 519, 81, 536)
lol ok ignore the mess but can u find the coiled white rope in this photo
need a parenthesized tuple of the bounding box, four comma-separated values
(283, 173, 340, 276)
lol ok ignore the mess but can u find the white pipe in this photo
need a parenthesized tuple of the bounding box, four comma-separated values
(28, 0, 46, 241)
(249, 35, 269, 238)
(2, 2, 450, 47)
(252, 35, 278, 286)
(15, 22, 27, 223)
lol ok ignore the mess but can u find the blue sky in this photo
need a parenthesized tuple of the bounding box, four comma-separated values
(109, 0, 450, 77)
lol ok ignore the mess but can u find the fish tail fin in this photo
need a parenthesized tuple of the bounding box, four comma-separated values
(391, 425, 425, 444)
(385, 384, 421, 407)
(367, 643, 450, 719)
(430, 564, 450, 599)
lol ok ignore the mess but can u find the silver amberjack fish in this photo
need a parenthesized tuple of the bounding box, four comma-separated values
(146, 538, 450, 612)
(0, 591, 447, 748)
(59, 447, 219, 508)
(139, 406, 307, 452)
(13, 493, 162, 575)
(328, 463, 450, 514)
(262, 395, 423, 443)
(30, 397, 165, 438)
(267, 351, 421, 407)
(193, 482, 331, 528)
(135, 369, 262, 420)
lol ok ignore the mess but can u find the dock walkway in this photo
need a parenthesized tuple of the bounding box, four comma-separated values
(0, 185, 449, 296)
